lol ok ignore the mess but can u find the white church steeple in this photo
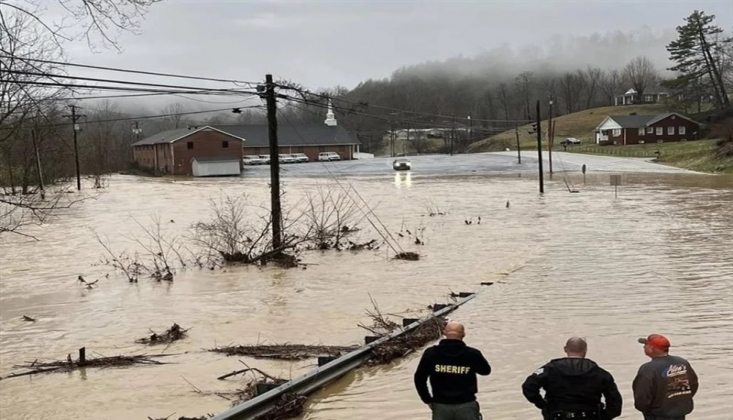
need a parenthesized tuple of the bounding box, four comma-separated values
(325, 100, 337, 126)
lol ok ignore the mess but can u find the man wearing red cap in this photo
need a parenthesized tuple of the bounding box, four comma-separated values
(633, 334, 699, 420)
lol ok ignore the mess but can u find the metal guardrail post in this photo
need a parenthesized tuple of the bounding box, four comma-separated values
(210, 292, 479, 420)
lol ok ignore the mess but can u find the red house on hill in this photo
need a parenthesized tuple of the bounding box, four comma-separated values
(594, 113, 701, 145)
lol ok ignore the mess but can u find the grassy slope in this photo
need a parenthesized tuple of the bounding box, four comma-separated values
(467, 103, 733, 174)
(568, 139, 733, 174)
(467, 103, 670, 153)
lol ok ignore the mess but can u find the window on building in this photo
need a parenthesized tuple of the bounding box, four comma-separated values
(612, 129, 621, 137)
(187, 142, 193, 150)
(644, 95, 654, 102)
(667, 126, 675, 135)
(656, 127, 663, 135)
(679, 126, 686, 135)
(646, 127, 653, 134)
(638, 128, 645, 136)
(222, 140, 229, 148)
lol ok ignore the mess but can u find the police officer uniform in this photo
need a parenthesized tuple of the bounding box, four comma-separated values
(522, 357, 622, 420)
(414, 338, 492, 420)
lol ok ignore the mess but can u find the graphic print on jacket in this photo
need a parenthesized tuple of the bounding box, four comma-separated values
(414, 339, 492, 405)
(664, 364, 693, 398)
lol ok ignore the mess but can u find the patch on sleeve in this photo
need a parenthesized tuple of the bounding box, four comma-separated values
(533, 368, 544, 376)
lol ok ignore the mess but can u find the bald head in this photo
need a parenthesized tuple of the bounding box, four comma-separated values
(443, 321, 465, 340)
(564, 337, 588, 358)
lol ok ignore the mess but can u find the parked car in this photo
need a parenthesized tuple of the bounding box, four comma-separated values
(291, 153, 309, 163)
(259, 154, 271, 164)
(318, 152, 341, 161)
(561, 138, 582, 146)
(279, 154, 297, 164)
(393, 158, 411, 171)
(243, 155, 264, 165)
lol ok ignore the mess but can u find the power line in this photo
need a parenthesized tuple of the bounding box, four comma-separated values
(0, 104, 264, 131)
(275, 110, 404, 256)
(0, 54, 260, 87)
(274, 83, 534, 124)
(8, 79, 256, 96)
(4, 69, 260, 96)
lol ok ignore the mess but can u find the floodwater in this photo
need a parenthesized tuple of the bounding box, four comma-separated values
(1, 167, 732, 420)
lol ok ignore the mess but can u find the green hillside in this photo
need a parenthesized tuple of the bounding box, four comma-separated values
(467, 104, 670, 153)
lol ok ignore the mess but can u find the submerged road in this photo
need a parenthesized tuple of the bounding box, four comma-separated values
(241, 151, 697, 179)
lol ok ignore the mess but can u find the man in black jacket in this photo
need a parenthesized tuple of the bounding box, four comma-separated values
(522, 337, 622, 420)
(414, 321, 492, 420)
(633, 334, 698, 420)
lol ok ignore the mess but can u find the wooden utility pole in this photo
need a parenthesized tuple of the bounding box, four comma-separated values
(264, 74, 282, 250)
(515, 126, 521, 164)
(536, 100, 544, 194)
(31, 130, 45, 200)
(450, 114, 455, 156)
(64, 105, 84, 191)
(548, 100, 553, 175)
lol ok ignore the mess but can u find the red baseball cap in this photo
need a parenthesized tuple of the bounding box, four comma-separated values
(638, 334, 671, 351)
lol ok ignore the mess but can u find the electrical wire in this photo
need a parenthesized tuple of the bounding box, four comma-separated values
(0, 104, 264, 131)
(274, 82, 533, 125)
(275, 110, 405, 256)
(0, 54, 260, 87)
(3, 69, 260, 95)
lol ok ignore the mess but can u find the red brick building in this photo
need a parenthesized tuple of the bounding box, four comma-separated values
(213, 124, 360, 162)
(594, 113, 701, 145)
(133, 104, 360, 175)
(132, 126, 245, 175)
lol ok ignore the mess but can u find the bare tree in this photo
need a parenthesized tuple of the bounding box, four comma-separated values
(191, 194, 308, 267)
(623, 56, 658, 97)
(514, 72, 534, 120)
(496, 83, 511, 120)
(584, 67, 603, 108)
(558, 72, 586, 114)
(303, 185, 360, 250)
(0, 0, 161, 50)
(599, 69, 623, 106)
(161, 102, 187, 130)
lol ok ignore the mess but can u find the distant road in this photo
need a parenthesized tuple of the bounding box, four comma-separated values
(241, 152, 699, 178)
(488, 151, 699, 174)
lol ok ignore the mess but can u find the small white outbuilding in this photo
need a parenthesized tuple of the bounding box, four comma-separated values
(191, 156, 242, 177)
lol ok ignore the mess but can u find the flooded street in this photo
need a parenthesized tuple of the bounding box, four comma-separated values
(1, 165, 732, 420)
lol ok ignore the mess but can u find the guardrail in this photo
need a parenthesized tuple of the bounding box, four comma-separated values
(210, 292, 479, 420)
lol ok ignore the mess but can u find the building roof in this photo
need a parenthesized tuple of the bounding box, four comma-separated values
(607, 115, 658, 128)
(597, 112, 700, 130)
(192, 155, 242, 163)
(210, 124, 360, 147)
(133, 124, 360, 148)
(616, 86, 670, 97)
(131, 126, 246, 146)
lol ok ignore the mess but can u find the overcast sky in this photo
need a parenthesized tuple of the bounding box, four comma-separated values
(61, 0, 733, 98)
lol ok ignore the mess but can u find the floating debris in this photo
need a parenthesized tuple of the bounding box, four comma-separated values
(136, 323, 190, 345)
(367, 317, 445, 366)
(254, 393, 307, 420)
(394, 252, 420, 261)
(210, 344, 358, 361)
(21, 315, 36, 322)
(2, 351, 168, 380)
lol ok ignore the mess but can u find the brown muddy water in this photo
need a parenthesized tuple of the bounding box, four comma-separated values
(1, 171, 732, 420)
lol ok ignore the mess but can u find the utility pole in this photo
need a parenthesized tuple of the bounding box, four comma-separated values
(264, 74, 282, 250)
(31, 130, 45, 200)
(468, 114, 472, 144)
(450, 114, 455, 156)
(515, 126, 521, 164)
(548, 99, 554, 176)
(64, 105, 84, 191)
(390, 120, 395, 157)
(536, 100, 544, 194)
